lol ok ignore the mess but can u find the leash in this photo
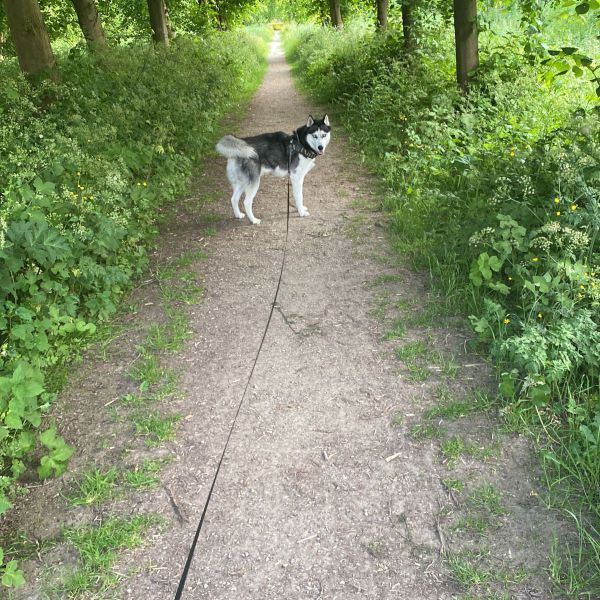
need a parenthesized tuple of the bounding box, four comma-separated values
(173, 141, 293, 600)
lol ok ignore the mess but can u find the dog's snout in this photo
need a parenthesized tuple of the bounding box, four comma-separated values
(318, 145, 323, 151)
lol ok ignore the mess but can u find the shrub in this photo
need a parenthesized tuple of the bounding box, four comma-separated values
(0, 30, 266, 586)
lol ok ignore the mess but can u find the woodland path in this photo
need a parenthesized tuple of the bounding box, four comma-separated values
(9, 36, 561, 600)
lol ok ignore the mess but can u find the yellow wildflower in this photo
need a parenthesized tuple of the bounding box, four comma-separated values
(503, 318, 510, 325)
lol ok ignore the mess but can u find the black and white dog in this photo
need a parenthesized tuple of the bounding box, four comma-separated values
(215, 115, 331, 224)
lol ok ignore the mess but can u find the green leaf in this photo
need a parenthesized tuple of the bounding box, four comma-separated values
(0, 493, 13, 515)
(575, 2, 590, 13)
(1, 560, 25, 588)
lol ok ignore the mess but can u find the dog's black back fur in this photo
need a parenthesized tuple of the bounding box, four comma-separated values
(242, 116, 331, 172)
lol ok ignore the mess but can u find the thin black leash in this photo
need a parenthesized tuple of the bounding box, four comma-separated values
(173, 141, 293, 600)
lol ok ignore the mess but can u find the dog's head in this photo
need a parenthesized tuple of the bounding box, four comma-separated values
(305, 114, 331, 155)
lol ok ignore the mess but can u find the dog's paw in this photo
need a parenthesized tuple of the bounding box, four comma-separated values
(235, 212, 246, 220)
(298, 207, 310, 217)
(250, 218, 261, 225)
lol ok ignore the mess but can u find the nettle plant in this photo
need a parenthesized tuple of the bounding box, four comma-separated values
(468, 133, 600, 407)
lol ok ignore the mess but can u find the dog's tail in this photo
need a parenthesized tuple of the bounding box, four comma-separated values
(215, 135, 257, 160)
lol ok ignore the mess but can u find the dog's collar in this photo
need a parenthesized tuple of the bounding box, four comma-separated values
(290, 131, 319, 160)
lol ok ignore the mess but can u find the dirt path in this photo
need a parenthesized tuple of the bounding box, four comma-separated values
(7, 36, 563, 600)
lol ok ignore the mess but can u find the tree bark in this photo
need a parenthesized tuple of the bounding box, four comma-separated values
(147, 0, 170, 45)
(71, 0, 106, 46)
(329, 0, 343, 28)
(3, 0, 55, 77)
(453, 0, 479, 92)
(376, 0, 389, 30)
(401, 1, 415, 51)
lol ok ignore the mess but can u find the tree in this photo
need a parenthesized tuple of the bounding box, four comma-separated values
(3, 0, 55, 77)
(329, 0, 342, 28)
(147, 0, 170, 44)
(376, 0, 388, 30)
(453, 0, 478, 91)
(71, 0, 105, 46)
(401, 0, 415, 51)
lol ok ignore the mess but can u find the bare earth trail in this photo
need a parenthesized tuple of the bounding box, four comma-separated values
(126, 38, 455, 598)
(8, 36, 564, 600)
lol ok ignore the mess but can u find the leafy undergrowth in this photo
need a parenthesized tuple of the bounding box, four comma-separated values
(0, 29, 268, 587)
(284, 9, 599, 598)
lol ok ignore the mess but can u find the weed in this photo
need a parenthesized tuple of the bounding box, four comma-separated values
(451, 515, 495, 534)
(424, 391, 494, 420)
(410, 423, 442, 440)
(129, 353, 168, 386)
(67, 468, 119, 507)
(442, 478, 466, 493)
(391, 413, 404, 427)
(468, 484, 507, 516)
(146, 309, 191, 354)
(56, 516, 159, 596)
(396, 341, 429, 362)
(407, 363, 431, 382)
(173, 249, 209, 268)
(446, 553, 492, 589)
(365, 540, 387, 559)
(124, 460, 163, 491)
(441, 437, 467, 465)
(132, 413, 181, 447)
(383, 319, 407, 340)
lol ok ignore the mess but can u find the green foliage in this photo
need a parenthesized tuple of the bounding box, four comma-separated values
(0, 28, 266, 590)
(285, 9, 598, 595)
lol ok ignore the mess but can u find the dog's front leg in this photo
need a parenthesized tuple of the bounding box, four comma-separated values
(291, 174, 309, 217)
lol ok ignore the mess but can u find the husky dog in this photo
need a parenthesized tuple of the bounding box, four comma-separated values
(215, 115, 331, 224)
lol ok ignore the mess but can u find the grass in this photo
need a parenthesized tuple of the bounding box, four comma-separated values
(441, 437, 500, 465)
(124, 460, 164, 491)
(391, 413, 404, 427)
(410, 423, 443, 440)
(424, 391, 494, 420)
(54, 516, 159, 597)
(442, 477, 466, 493)
(395, 341, 429, 362)
(451, 515, 497, 534)
(128, 353, 169, 386)
(146, 309, 191, 353)
(383, 319, 407, 340)
(67, 468, 119, 507)
(467, 484, 507, 516)
(132, 412, 181, 447)
(446, 553, 493, 588)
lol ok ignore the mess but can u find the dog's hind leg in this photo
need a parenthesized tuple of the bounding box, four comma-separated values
(243, 180, 261, 225)
(226, 159, 248, 220)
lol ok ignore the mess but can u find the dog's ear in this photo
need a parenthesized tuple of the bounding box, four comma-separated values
(306, 115, 314, 127)
(323, 114, 330, 126)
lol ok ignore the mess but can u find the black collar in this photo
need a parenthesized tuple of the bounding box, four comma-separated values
(290, 131, 319, 160)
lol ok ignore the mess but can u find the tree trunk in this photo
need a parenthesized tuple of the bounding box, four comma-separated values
(376, 0, 389, 30)
(329, 0, 343, 28)
(71, 0, 105, 46)
(453, 0, 479, 92)
(3, 0, 55, 77)
(401, 1, 415, 51)
(147, 0, 170, 45)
